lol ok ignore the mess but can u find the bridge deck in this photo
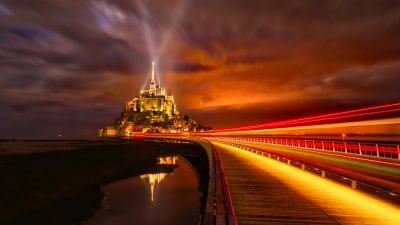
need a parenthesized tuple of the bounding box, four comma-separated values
(224, 140, 400, 194)
(213, 141, 400, 225)
(213, 142, 339, 225)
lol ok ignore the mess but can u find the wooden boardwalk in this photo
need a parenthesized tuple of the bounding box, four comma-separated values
(213, 143, 339, 225)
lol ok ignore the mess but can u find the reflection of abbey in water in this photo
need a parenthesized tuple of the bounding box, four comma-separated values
(140, 156, 178, 203)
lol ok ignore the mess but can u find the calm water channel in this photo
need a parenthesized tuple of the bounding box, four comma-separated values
(83, 156, 200, 225)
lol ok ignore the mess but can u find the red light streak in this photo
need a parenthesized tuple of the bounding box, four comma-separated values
(207, 102, 400, 132)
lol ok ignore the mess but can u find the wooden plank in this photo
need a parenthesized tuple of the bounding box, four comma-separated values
(214, 144, 339, 225)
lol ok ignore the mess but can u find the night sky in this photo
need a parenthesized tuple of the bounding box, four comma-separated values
(1, 0, 400, 138)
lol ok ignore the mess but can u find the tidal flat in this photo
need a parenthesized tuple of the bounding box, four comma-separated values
(0, 139, 209, 225)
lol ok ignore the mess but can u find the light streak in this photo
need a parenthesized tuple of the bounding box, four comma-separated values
(207, 102, 400, 132)
(214, 142, 400, 225)
(135, 0, 188, 86)
(210, 117, 400, 137)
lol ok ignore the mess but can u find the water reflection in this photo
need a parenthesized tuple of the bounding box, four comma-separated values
(84, 155, 199, 225)
(140, 156, 178, 203)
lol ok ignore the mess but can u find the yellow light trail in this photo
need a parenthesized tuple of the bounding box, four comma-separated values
(213, 142, 400, 225)
(213, 117, 400, 135)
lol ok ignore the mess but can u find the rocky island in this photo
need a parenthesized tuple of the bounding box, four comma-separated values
(99, 62, 211, 137)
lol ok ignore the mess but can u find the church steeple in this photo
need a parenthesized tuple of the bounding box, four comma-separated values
(151, 61, 155, 84)
(149, 61, 157, 94)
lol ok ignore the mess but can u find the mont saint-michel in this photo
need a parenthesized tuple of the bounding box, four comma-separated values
(99, 62, 211, 137)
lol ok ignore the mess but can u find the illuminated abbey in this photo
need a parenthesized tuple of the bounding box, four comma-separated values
(124, 61, 177, 116)
(99, 61, 210, 137)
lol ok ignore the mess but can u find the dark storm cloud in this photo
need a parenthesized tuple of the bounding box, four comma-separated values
(0, 3, 12, 15)
(1, 0, 400, 137)
(180, 0, 400, 62)
(173, 62, 215, 73)
(1, 0, 153, 73)
(322, 61, 400, 99)
(0, 100, 67, 114)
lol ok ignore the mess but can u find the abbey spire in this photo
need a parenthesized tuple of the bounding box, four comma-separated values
(151, 61, 156, 83)
(149, 61, 157, 94)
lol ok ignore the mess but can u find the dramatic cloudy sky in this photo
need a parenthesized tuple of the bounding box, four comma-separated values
(1, 0, 400, 138)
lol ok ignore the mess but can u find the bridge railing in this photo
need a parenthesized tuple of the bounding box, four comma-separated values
(210, 137, 400, 160)
(144, 136, 236, 225)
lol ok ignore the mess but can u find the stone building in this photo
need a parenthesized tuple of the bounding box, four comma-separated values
(125, 61, 177, 116)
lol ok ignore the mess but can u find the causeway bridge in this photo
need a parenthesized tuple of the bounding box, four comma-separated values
(144, 103, 400, 225)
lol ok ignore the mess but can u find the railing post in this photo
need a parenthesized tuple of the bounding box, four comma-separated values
(313, 140, 315, 149)
(358, 143, 362, 155)
(351, 180, 357, 189)
(322, 141, 325, 150)
(344, 142, 347, 153)
(376, 144, 380, 157)
(398, 145, 400, 160)
(298, 139, 300, 147)
(332, 142, 335, 152)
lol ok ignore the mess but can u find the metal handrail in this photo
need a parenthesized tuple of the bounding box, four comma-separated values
(214, 136, 400, 160)
(211, 139, 400, 202)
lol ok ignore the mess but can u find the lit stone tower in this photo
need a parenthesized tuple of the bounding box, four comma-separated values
(124, 60, 178, 115)
(149, 61, 156, 95)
